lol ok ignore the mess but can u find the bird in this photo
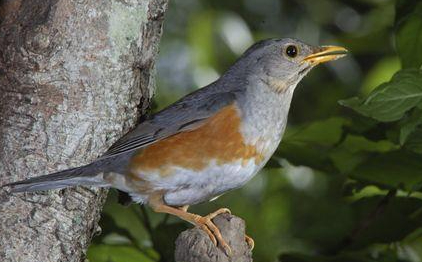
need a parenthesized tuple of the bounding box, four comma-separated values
(2, 38, 347, 255)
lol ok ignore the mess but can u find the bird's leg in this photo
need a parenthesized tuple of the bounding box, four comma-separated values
(178, 205, 189, 212)
(149, 195, 232, 255)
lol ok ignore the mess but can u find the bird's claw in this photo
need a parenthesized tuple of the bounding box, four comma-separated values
(197, 222, 217, 245)
(245, 235, 254, 250)
(194, 208, 232, 256)
(205, 208, 231, 220)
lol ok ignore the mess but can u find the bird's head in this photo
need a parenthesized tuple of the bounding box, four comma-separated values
(229, 38, 347, 93)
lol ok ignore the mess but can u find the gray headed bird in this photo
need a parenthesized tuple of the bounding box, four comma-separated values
(3, 38, 347, 254)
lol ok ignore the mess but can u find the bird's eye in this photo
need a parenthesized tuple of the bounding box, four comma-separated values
(285, 45, 298, 58)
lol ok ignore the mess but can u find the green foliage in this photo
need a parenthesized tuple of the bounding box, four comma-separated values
(88, 245, 156, 262)
(405, 129, 422, 155)
(340, 69, 422, 122)
(361, 57, 401, 95)
(399, 109, 422, 145)
(395, 1, 422, 69)
(348, 196, 422, 248)
(351, 151, 422, 190)
(88, 0, 422, 262)
(274, 1, 422, 260)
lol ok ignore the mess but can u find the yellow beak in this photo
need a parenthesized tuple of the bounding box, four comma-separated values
(303, 45, 348, 65)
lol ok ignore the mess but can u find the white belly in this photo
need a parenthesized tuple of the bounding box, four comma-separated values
(147, 158, 260, 206)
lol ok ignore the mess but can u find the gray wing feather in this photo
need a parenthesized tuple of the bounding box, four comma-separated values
(99, 85, 240, 160)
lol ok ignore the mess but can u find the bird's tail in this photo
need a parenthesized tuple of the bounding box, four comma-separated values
(2, 163, 109, 193)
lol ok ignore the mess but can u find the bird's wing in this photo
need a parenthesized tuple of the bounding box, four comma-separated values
(99, 88, 239, 159)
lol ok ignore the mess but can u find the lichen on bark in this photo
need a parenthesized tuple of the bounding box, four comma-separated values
(0, 0, 168, 261)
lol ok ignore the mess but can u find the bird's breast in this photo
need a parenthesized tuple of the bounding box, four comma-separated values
(125, 102, 279, 205)
(129, 103, 269, 177)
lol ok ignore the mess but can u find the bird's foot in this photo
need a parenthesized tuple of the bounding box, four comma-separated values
(194, 208, 232, 255)
(205, 208, 253, 251)
(148, 196, 233, 256)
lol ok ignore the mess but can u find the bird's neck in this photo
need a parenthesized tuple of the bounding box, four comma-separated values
(236, 77, 297, 157)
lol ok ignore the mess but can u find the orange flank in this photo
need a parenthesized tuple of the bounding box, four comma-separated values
(129, 104, 264, 177)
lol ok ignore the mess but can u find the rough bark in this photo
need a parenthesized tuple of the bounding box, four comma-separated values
(0, 0, 167, 261)
(175, 214, 253, 262)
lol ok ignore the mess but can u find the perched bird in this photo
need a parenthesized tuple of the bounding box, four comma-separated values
(3, 38, 347, 255)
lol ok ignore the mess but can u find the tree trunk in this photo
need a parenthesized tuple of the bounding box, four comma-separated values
(0, 0, 167, 261)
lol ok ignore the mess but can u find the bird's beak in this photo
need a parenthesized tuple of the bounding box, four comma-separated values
(303, 45, 348, 65)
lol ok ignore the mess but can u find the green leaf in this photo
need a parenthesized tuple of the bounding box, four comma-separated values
(340, 135, 397, 153)
(279, 251, 409, 262)
(283, 117, 347, 146)
(329, 149, 367, 174)
(279, 252, 375, 262)
(395, 2, 422, 69)
(329, 135, 396, 174)
(350, 150, 422, 190)
(96, 191, 149, 247)
(347, 196, 422, 249)
(395, 0, 422, 24)
(87, 245, 156, 262)
(339, 69, 422, 122)
(361, 57, 401, 96)
(290, 197, 355, 249)
(280, 196, 422, 261)
(278, 118, 347, 172)
(399, 109, 422, 145)
(404, 128, 422, 154)
(151, 222, 187, 262)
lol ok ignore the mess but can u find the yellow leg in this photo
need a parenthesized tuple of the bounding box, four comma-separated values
(179, 205, 189, 212)
(149, 195, 232, 255)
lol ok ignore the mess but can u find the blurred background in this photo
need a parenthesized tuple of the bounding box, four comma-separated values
(88, 0, 422, 261)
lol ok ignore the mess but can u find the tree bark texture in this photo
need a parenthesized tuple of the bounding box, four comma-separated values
(0, 0, 167, 261)
(175, 214, 253, 262)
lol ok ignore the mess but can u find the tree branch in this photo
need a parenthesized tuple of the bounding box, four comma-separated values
(175, 213, 253, 262)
